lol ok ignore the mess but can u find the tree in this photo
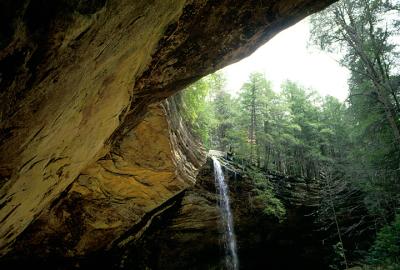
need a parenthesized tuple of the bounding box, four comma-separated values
(310, 0, 400, 155)
(181, 71, 236, 151)
(181, 75, 213, 146)
(208, 72, 235, 151)
(237, 72, 273, 165)
(368, 213, 400, 268)
(310, 0, 400, 221)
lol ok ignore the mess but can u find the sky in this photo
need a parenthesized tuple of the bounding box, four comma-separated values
(221, 18, 351, 101)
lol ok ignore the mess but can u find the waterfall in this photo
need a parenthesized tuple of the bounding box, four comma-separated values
(212, 157, 239, 270)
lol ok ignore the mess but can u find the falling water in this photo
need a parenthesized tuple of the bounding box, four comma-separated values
(212, 156, 239, 270)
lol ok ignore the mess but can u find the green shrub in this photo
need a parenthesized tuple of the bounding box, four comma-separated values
(248, 169, 286, 221)
(367, 213, 400, 269)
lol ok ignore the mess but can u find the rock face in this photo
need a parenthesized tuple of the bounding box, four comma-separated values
(0, 0, 336, 255)
(101, 158, 332, 270)
(3, 96, 205, 260)
(1, 156, 332, 269)
(1, 154, 370, 269)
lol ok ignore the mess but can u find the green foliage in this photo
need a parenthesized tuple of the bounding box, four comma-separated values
(330, 242, 347, 270)
(368, 213, 400, 268)
(309, 1, 400, 266)
(247, 168, 286, 221)
(182, 71, 353, 180)
(181, 71, 240, 151)
(181, 4, 400, 262)
(181, 73, 219, 147)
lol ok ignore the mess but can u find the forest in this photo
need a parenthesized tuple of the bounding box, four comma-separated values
(180, 0, 400, 268)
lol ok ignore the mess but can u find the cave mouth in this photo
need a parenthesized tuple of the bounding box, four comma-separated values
(177, 2, 400, 269)
(0, 1, 399, 269)
(179, 14, 350, 173)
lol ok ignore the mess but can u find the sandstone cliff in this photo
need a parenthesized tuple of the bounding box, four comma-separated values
(4, 96, 205, 259)
(0, 0, 336, 256)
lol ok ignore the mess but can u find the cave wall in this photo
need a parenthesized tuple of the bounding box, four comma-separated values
(0, 0, 336, 255)
(5, 96, 205, 258)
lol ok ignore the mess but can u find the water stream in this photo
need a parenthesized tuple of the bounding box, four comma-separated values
(212, 157, 239, 270)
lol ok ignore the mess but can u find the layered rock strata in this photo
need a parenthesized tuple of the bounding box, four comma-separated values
(4, 96, 205, 258)
(0, 0, 336, 254)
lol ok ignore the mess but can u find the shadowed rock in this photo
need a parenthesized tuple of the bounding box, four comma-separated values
(0, 0, 336, 255)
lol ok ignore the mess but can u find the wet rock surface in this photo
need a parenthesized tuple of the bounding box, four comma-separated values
(1, 155, 371, 269)
(109, 158, 331, 270)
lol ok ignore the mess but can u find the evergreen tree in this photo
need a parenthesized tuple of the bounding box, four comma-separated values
(310, 0, 400, 220)
(237, 72, 273, 165)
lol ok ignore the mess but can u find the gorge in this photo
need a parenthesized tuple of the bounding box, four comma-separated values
(1, 0, 398, 269)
